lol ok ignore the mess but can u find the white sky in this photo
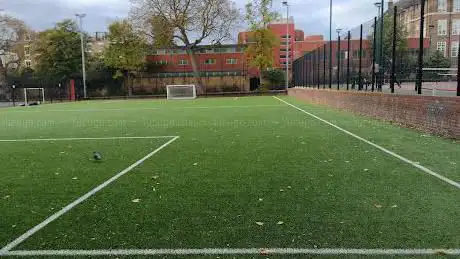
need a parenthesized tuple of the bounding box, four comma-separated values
(1, 0, 385, 40)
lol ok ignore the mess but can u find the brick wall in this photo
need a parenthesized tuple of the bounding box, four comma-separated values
(289, 88, 460, 139)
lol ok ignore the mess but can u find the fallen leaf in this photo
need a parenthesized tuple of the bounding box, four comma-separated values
(152, 175, 159, 180)
(450, 162, 457, 165)
(364, 169, 369, 172)
(277, 221, 284, 225)
(3, 195, 10, 199)
(152, 188, 156, 192)
(287, 186, 292, 189)
(131, 199, 141, 203)
(11, 225, 16, 228)
(345, 161, 350, 163)
(255, 222, 264, 226)
(193, 162, 198, 166)
(391, 204, 398, 208)
(280, 189, 284, 192)
(374, 204, 382, 208)
(72, 177, 78, 180)
(258, 198, 263, 202)
(55, 172, 60, 175)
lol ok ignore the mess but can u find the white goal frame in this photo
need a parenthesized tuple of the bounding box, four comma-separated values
(24, 88, 45, 105)
(166, 85, 197, 100)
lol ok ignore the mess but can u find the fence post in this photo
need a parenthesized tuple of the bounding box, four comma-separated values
(372, 16, 377, 92)
(416, 0, 425, 95)
(317, 49, 321, 89)
(358, 24, 363, 91)
(323, 44, 326, 89)
(337, 35, 341, 90)
(390, 6, 397, 93)
(458, 42, 460, 96)
(347, 31, 351, 91)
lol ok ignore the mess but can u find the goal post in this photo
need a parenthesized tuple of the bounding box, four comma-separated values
(166, 85, 197, 100)
(24, 88, 45, 105)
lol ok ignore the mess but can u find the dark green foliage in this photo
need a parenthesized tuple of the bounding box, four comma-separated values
(34, 20, 83, 83)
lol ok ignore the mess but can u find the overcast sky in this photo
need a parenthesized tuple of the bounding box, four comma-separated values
(1, 0, 384, 40)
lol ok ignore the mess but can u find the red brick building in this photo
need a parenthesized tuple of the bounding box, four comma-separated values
(238, 18, 324, 70)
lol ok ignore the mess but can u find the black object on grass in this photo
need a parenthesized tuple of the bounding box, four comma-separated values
(93, 152, 102, 161)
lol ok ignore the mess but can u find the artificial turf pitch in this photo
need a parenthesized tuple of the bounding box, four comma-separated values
(0, 96, 458, 258)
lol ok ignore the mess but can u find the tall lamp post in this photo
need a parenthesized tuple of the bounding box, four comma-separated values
(374, 2, 382, 91)
(282, 1, 290, 90)
(329, 0, 333, 89)
(336, 28, 342, 90)
(75, 13, 87, 99)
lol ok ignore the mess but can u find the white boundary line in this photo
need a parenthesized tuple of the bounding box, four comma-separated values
(2, 248, 460, 256)
(0, 136, 180, 254)
(0, 136, 178, 142)
(273, 96, 460, 190)
(5, 104, 285, 113)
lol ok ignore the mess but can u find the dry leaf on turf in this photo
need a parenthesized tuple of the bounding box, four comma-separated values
(277, 221, 284, 225)
(131, 199, 141, 203)
(152, 175, 159, 180)
(255, 222, 264, 226)
(391, 204, 398, 208)
(193, 162, 198, 166)
(258, 198, 263, 202)
(374, 204, 382, 208)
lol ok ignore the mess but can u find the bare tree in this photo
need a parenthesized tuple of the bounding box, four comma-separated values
(0, 15, 31, 88)
(129, 0, 241, 92)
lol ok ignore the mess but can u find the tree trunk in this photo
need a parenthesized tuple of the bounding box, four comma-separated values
(0, 64, 8, 100)
(126, 73, 133, 96)
(188, 49, 204, 94)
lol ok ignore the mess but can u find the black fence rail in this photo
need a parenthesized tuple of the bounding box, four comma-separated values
(293, 1, 460, 97)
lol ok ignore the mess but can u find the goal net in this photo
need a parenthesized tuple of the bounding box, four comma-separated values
(166, 85, 197, 100)
(24, 88, 45, 106)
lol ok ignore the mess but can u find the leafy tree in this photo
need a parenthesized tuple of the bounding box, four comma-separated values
(244, 0, 280, 86)
(423, 50, 451, 80)
(104, 20, 147, 96)
(0, 15, 31, 88)
(130, 0, 241, 92)
(34, 20, 82, 85)
(370, 12, 409, 78)
(263, 69, 285, 89)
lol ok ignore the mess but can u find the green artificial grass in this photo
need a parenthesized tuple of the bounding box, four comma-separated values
(0, 96, 458, 258)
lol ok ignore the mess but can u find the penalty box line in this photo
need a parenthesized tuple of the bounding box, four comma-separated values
(0, 136, 180, 254)
(2, 248, 460, 257)
(273, 97, 460, 190)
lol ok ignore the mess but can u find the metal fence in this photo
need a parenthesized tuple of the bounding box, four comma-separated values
(293, 1, 460, 97)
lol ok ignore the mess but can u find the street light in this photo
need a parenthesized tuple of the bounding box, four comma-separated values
(282, 1, 290, 90)
(374, 2, 382, 91)
(329, 0, 333, 89)
(75, 13, 87, 99)
(11, 84, 16, 107)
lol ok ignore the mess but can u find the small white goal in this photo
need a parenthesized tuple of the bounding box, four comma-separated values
(24, 88, 45, 105)
(166, 85, 197, 100)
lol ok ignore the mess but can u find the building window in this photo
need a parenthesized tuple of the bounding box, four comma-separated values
(204, 59, 216, 64)
(455, 0, 460, 11)
(155, 60, 168, 65)
(438, 19, 447, 35)
(438, 0, 447, 12)
(25, 60, 31, 68)
(452, 42, 459, 57)
(24, 46, 30, 56)
(353, 50, 366, 58)
(178, 59, 188, 65)
(453, 20, 460, 35)
(226, 58, 237, 64)
(280, 35, 292, 39)
(437, 41, 447, 56)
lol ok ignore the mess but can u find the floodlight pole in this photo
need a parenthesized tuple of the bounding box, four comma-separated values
(75, 13, 87, 99)
(282, 1, 290, 91)
(12, 84, 16, 107)
(329, 0, 333, 89)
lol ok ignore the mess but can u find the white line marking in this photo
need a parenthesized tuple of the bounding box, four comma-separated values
(0, 136, 180, 254)
(0, 136, 178, 142)
(2, 248, 460, 257)
(273, 96, 460, 190)
(5, 104, 285, 113)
